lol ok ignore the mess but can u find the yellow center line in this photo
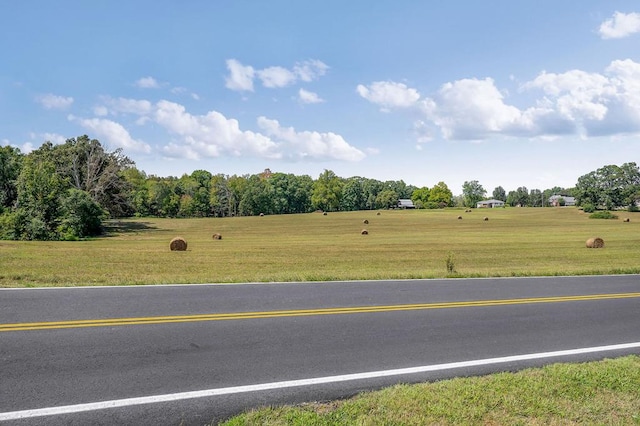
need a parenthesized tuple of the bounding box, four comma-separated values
(2, 292, 639, 332)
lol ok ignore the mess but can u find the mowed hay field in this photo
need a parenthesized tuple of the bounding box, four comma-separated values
(0, 207, 638, 287)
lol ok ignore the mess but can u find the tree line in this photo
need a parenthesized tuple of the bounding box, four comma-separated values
(1, 136, 638, 240)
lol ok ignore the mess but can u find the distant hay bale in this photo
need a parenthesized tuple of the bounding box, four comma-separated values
(623, 218, 630, 222)
(586, 237, 605, 248)
(484, 217, 489, 221)
(259, 213, 264, 217)
(212, 233, 222, 240)
(457, 216, 462, 220)
(363, 219, 369, 224)
(361, 229, 369, 235)
(376, 212, 381, 216)
(323, 212, 328, 216)
(170, 237, 187, 251)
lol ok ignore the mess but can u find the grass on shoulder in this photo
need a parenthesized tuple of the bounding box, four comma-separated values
(1, 208, 639, 287)
(219, 355, 640, 425)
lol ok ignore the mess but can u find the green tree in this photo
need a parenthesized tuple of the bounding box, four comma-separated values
(14, 156, 67, 240)
(312, 170, 343, 212)
(0, 146, 23, 212)
(429, 182, 453, 207)
(411, 187, 430, 209)
(575, 163, 640, 210)
(375, 189, 399, 209)
(462, 180, 486, 208)
(58, 189, 107, 239)
(506, 187, 529, 207)
(341, 177, 365, 211)
(492, 186, 506, 202)
(529, 189, 543, 207)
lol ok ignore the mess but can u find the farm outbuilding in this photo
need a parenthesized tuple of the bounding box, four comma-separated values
(398, 199, 416, 209)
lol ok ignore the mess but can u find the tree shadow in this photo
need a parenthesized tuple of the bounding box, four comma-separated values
(102, 220, 159, 236)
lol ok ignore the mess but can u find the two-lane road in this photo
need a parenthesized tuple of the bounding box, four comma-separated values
(1, 275, 639, 425)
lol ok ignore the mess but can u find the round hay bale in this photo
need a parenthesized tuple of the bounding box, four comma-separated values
(363, 219, 369, 224)
(259, 213, 264, 217)
(483, 217, 489, 221)
(457, 216, 462, 220)
(361, 229, 369, 235)
(212, 233, 222, 240)
(586, 237, 605, 248)
(376, 212, 381, 215)
(623, 218, 630, 222)
(323, 212, 328, 216)
(170, 237, 187, 251)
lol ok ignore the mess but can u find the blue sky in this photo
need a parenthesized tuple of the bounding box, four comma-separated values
(2, 1, 639, 195)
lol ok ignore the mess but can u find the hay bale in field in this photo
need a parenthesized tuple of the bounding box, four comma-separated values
(323, 212, 328, 216)
(170, 237, 187, 251)
(457, 216, 462, 220)
(212, 233, 222, 240)
(361, 229, 369, 235)
(586, 237, 605, 248)
(376, 212, 381, 216)
(259, 213, 264, 217)
(623, 218, 630, 222)
(483, 217, 489, 221)
(363, 219, 369, 224)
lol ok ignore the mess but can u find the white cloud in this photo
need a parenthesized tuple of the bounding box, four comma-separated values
(257, 116, 365, 161)
(225, 59, 255, 92)
(135, 76, 160, 89)
(225, 59, 329, 92)
(102, 97, 153, 116)
(293, 60, 329, 82)
(69, 116, 151, 153)
(298, 88, 324, 104)
(257, 66, 297, 88)
(356, 81, 420, 111)
(599, 11, 640, 39)
(362, 59, 640, 141)
(39, 132, 67, 145)
(154, 100, 280, 159)
(36, 93, 74, 110)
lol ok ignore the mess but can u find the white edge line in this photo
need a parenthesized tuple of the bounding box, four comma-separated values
(1, 342, 639, 421)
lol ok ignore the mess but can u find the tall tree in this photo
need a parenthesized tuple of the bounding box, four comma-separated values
(462, 180, 486, 208)
(575, 163, 640, 209)
(311, 170, 343, 212)
(0, 145, 23, 212)
(492, 186, 506, 202)
(429, 181, 453, 207)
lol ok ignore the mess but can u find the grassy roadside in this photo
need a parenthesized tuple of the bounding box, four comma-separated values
(219, 356, 640, 425)
(1, 207, 639, 287)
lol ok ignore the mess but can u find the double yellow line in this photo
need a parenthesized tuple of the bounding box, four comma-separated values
(2, 292, 639, 332)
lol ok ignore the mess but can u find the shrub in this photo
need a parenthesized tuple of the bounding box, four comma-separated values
(582, 203, 596, 213)
(589, 211, 618, 220)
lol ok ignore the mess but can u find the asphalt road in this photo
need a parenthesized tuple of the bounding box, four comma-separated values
(1, 275, 639, 425)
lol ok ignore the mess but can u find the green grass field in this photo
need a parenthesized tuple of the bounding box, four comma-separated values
(219, 356, 640, 426)
(1, 207, 638, 287)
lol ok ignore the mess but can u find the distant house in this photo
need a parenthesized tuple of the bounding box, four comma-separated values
(549, 195, 576, 206)
(476, 199, 505, 208)
(398, 199, 416, 209)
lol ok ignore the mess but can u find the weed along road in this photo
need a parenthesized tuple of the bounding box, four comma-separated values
(1, 276, 640, 425)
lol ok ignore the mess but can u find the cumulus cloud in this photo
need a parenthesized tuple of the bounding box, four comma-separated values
(599, 11, 640, 39)
(257, 117, 365, 161)
(69, 116, 151, 153)
(298, 88, 324, 104)
(359, 59, 640, 141)
(225, 59, 329, 92)
(36, 93, 74, 110)
(225, 59, 255, 92)
(356, 81, 420, 111)
(154, 100, 280, 159)
(135, 76, 160, 89)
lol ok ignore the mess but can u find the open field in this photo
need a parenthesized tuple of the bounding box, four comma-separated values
(0, 207, 638, 287)
(220, 355, 640, 425)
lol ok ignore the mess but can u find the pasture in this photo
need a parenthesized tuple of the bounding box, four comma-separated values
(0, 207, 638, 287)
